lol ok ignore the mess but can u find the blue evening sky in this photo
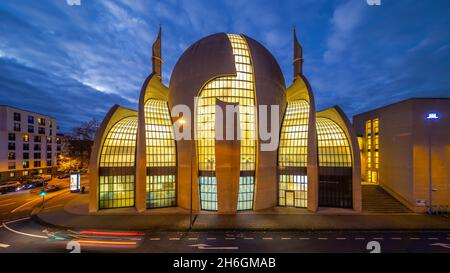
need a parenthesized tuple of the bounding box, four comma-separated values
(1, 0, 449, 132)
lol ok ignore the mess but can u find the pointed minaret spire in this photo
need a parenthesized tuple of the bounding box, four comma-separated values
(293, 27, 304, 79)
(152, 25, 162, 80)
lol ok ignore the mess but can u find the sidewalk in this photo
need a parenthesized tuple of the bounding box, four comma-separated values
(33, 195, 450, 231)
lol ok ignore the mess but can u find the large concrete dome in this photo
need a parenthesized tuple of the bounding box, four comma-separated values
(168, 33, 286, 109)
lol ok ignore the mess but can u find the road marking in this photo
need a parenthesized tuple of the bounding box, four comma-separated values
(0, 202, 16, 207)
(299, 238, 310, 240)
(410, 238, 420, 240)
(355, 238, 365, 240)
(430, 243, 450, 249)
(281, 237, 291, 240)
(206, 238, 216, 240)
(199, 246, 239, 250)
(188, 238, 198, 241)
(428, 238, 438, 240)
(169, 238, 180, 241)
(4, 217, 30, 224)
(244, 237, 254, 240)
(149, 238, 160, 241)
(373, 238, 384, 240)
(0, 243, 10, 248)
(391, 238, 402, 240)
(336, 238, 347, 240)
(262, 237, 273, 240)
(3, 219, 47, 239)
(10, 198, 41, 213)
(225, 238, 235, 240)
(318, 238, 328, 240)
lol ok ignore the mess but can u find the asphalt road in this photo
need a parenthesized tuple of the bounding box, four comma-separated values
(0, 176, 449, 253)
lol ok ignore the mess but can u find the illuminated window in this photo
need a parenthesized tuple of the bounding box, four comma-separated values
(278, 100, 309, 208)
(316, 117, 353, 208)
(99, 117, 137, 209)
(199, 176, 217, 211)
(144, 99, 177, 208)
(196, 34, 256, 211)
(365, 118, 379, 184)
(316, 118, 352, 167)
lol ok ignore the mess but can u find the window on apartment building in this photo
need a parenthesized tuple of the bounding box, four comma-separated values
(14, 123, 21, 132)
(56, 137, 61, 144)
(23, 161, 29, 169)
(34, 144, 41, 151)
(8, 162, 16, 170)
(46, 160, 52, 167)
(13, 112, 21, 122)
(8, 152, 15, 160)
(365, 118, 380, 184)
(34, 136, 41, 143)
(23, 134, 29, 142)
(28, 125, 34, 133)
(50, 129, 53, 136)
(37, 118, 45, 126)
(47, 145, 52, 151)
(38, 127, 45, 134)
(46, 137, 52, 143)
(23, 152, 29, 159)
(34, 152, 41, 159)
(49, 121, 53, 128)
(8, 142, 15, 150)
(28, 115, 34, 124)
(47, 153, 52, 159)
(9, 172, 15, 177)
(23, 143, 29, 151)
(8, 133, 16, 141)
(34, 161, 41, 168)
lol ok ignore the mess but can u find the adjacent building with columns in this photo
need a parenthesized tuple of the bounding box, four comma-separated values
(89, 29, 362, 214)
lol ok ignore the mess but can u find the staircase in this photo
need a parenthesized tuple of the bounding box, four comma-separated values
(362, 185, 411, 213)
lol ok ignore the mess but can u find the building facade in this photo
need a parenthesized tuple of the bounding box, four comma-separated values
(89, 30, 361, 214)
(0, 105, 58, 182)
(354, 98, 450, 213)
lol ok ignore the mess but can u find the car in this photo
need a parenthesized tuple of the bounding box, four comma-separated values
(57, 174, 70, 179)
(43, 185, 60, 193)
(15, 182, 36, 191)
(0, 181, 21, 194)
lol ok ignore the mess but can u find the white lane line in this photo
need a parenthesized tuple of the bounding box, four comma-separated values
(262, 238, 273, 240)
(4, 217, 30, 224)
(428, 238, 439, 240)
(2, 222, 47, 239)
(391, 238, 402, 240)
(244, 237, 254, 240)
(198, 246, 239, 250)
(188, 238, 198, 241)
(10, 198, 41, 213)
(225, 238, 235, 240)
(281, 237, 291, 240)
(0, 243, 10, 248)
(336, 238, 347, 240)
(206, 238, 216, 240)
(318, 238, 328, 240)
(149, 238, 160, 241)
(299, 238, 310, 240)
(373, 238, 384, 240)
(410, 238, 420, 240)
(169, 238, 180, 241)
(355, 238, 365, 240)
(0, 202, 16, 207)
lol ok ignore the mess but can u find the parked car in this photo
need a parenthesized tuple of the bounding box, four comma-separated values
(30, 185, 60, 194)
(57, 173, 70, 179)
(15, 182, 37, 192)
(0, 181, 21, 194)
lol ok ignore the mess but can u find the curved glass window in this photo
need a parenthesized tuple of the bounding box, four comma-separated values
(144, 99, 177, 208)
(316, 118, 352, 167)
(196, 34, 256, 211)
(316, 117, 353, 208)
(99, 117, 137, 209)
(278, 100, 309, 208)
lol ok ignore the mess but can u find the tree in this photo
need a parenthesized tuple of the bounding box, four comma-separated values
(57, 156, 81, 173)
(70, 118, 100, 141)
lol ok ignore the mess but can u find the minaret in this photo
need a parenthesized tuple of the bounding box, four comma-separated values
(293, 28, 303, 79)
(152, 25, 162, 80)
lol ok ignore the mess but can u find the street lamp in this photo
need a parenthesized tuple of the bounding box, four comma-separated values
(425, 112, 440, 215)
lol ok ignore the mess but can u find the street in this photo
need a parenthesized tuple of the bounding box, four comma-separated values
(0, 175, 449, 253)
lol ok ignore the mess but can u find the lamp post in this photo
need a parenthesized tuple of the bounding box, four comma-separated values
(425, 112, 440, 215)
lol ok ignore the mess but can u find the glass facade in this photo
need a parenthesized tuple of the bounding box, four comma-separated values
(237, 176, 254, 210)
(99, 117, 137, 209)
(278, 100, 310, 208)
(199, 176, 217, 211)
(144, 99, 177, 208)
(365, 118, 379, 183)
(196, 34, 256, 211)
(316, 117, 353, 208)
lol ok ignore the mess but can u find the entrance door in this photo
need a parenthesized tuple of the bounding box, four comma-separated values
(285, 191, 295, 207)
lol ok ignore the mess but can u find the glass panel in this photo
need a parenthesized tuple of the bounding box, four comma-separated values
(316, 118, 352, 167)
(237, 176, 254, 210)
(278, 175, 308, 208)
(199, 176, 217, 211)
